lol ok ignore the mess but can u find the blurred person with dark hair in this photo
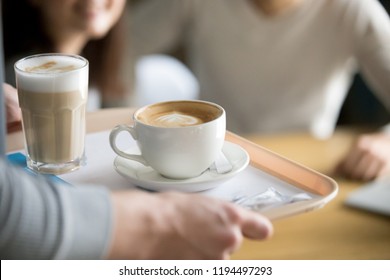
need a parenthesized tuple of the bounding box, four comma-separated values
(2, 0, 131, 110)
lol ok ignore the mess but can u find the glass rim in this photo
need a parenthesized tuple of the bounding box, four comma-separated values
(14, 53, 89, 74)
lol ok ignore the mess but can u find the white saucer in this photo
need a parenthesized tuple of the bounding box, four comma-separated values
(113, 141, 250, 192)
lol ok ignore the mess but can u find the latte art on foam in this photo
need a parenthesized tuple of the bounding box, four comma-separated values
(136, 100, 223, 128)
(15, 54, 88, 94)
(154, 112, 203, 127)
(25, 61, 77, 73)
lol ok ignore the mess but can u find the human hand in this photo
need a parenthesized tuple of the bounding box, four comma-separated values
(107, 191, 273, 259)
(334, 132, 390, 181)
(3, 83, 22, 132)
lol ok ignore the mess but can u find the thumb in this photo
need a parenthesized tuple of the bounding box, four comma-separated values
(240, 210, 273, 240)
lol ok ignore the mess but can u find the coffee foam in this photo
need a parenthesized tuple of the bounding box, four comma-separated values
(15, 55, 88, 93)
(154, 112, 203, 127)
(137, 101, 224, 128)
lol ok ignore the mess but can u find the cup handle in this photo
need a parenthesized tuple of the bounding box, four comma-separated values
(109, 124, 148, 166)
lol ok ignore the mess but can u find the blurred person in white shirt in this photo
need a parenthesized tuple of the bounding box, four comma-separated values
(129, 0, 390, 181)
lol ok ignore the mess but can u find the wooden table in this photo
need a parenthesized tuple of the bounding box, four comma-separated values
(7, 108, 390, 260)
(235, 130, 390, 260)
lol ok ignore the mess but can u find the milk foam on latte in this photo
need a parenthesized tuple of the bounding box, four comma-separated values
(15, 55, 88, 94)
(153, 112, 203, 127)
(136, 100, 223, 128)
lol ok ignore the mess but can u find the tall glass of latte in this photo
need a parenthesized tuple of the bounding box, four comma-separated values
(14, 53, 88, 174)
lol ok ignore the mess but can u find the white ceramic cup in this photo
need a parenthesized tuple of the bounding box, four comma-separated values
(109, 100, 226, 179)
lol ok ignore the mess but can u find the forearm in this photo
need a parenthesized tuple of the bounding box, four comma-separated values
(0, 159, 113, 259)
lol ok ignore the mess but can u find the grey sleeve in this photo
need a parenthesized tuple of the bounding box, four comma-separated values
(0, 159, 113, 259)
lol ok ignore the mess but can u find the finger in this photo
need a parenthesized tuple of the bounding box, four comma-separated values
(336, 150, 364, 178)
(236, 207, 273, 240)
(337, 137, 376, 178)
(348, 137, 387, 180)
(7, 121, 22, 133)
(350, 153, 380, 180)
(347, 152, 372, 180)
(221, 225, 243, 258)
(360, 157, 383, 181)
(376, 160, 390, 178)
